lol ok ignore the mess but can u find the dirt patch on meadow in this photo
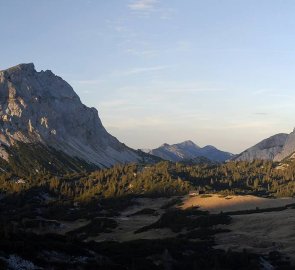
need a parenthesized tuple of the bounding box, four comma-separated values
(181, 194, 295, 213)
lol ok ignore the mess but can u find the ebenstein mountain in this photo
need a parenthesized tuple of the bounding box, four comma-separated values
(146, 140, 234, 163)
(0, 63, 153, 173)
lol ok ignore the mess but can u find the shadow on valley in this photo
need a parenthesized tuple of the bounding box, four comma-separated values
(0, 232, 265, 270)
(0, 194, 265, 270)
(1, 161, 295, 268)
(0, 191, 293, 269)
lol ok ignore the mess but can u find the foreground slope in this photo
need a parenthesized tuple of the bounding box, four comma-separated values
(0, 63, 140, 168)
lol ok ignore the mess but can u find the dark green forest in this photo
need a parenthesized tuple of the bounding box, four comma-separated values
(2, 159, 295, 202)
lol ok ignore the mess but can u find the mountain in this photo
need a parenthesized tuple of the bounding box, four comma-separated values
(274, 129, 295, 161)
(197, 145, 234, 162)
(0, 63, 144, 172)
(233, 133, 288, 161)
(150, 141, 201, 161)
(147, 140, 234, 162)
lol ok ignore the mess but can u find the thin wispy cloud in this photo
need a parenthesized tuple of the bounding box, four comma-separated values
(112, 65, 171, 76)
(71, 66, 171, 88)
(128, 0, 175, 21)
(112, 81, 225, 103)
(252, 89, 273, 96)
(128, 0, 158, 11)
(72, 79, 104, 85)
(270, 93, 295, 99)
(100, 99, 129, 107)
(125, 48, 159, 56)
(163, 86, 223, 94)
(105, 115, 187, 129)
(175, 40, 192, 52)
(253, 112, 268, 116)
(251, 90, 295, 101)
(124, 40, 192, 59)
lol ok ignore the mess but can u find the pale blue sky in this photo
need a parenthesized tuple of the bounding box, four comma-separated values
(1, 0, 295, 153)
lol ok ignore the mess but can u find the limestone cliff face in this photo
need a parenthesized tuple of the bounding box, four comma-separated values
(0, 63, 139, 167)
(274, 129, 295, 161)
(234, 133, 288, 161)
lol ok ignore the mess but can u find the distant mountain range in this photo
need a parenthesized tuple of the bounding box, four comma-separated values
(234, 129, 295, 162)
(3, 63, 295, 175)
(144, 140, 234, 163)
(148, 129, 295, 163)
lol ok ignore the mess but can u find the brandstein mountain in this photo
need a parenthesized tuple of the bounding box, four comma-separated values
(147, 140, 234, 162)
(0, 63, 148, 173)
(234, 130, 295, 162)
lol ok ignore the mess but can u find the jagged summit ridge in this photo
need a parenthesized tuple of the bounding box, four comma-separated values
(0, 63, 140, 167)
(178, 140, 199, 147)
(1, 63, 35, 75)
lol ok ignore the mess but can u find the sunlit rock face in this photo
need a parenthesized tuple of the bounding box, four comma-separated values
(274, 129, 295, 161)
(0, 63, 139, 167)
(234, 133, 288, 161)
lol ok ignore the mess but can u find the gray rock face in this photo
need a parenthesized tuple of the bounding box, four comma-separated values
(274, 129, 295, 161)
(0, 63, 140, 167)
(148, 140, 233, 162)
(149, 140, 200, 161)
(234, 133, 288, 161)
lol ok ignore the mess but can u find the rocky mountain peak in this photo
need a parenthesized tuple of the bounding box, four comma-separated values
(179, 140, 199, 147)
(161, 143, 170, 147)
(1, 63, 35, 75)
(203, 145, 217, 150)
(148, 140, 233, 163)
(0, 63, 140, 167)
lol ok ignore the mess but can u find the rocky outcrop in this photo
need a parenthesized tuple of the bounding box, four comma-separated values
(148, 140, 233, 162)
(234, 133, 288, 161)
(0, 63, 141, 167)
(274, 129, 295, 161)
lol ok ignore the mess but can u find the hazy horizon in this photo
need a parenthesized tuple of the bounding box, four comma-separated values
(1, 0, 295, 153)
